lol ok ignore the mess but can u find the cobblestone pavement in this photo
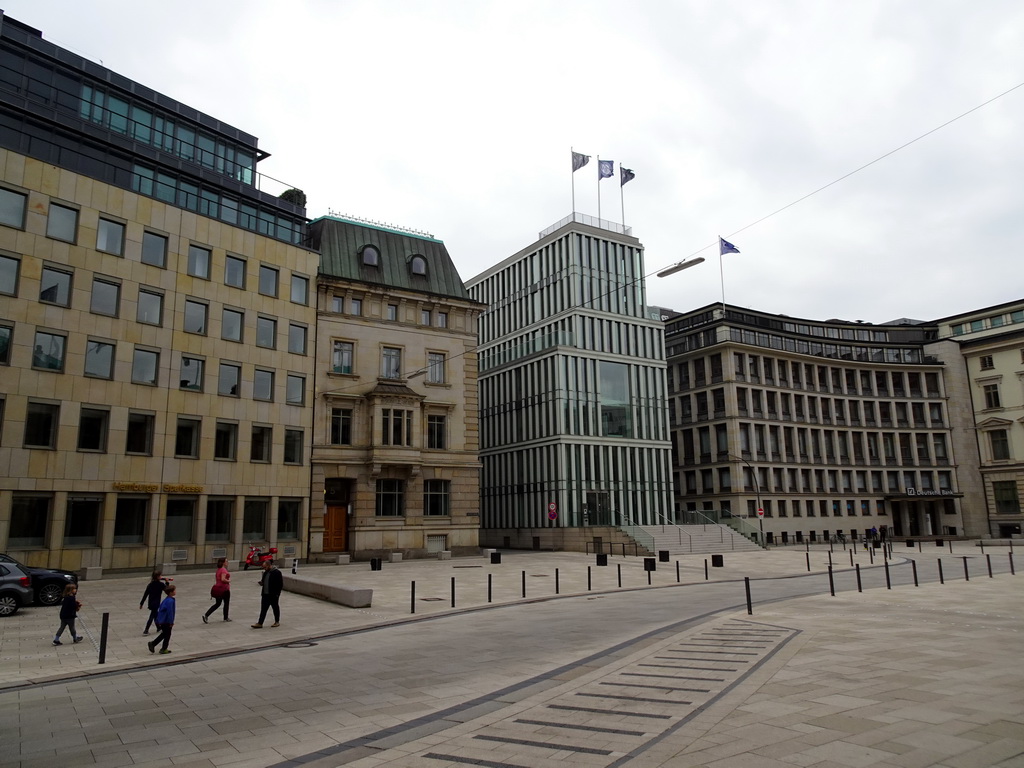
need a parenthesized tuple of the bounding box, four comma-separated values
(0, 543, 1020, 767)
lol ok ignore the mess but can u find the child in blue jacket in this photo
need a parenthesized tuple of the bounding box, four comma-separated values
(52, 584, 82, 645)
(147, 583, 176, 654)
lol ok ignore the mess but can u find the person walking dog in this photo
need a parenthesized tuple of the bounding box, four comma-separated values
(203, 557, 232, 623)
(147, 583, 176, 654)
(251, 559, 282, 628)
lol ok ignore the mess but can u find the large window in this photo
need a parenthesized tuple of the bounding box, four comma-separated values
(180, 356, 204, 391)
(253, 369, 274, 401)
(258, 265, 278, 297)
(175, 417, 201, 458)
(381, 347, 402, 379)
(126, 412, 155, 454)
(184, 299, 208, 335)
(132, 348, 159, 385)
(96, 219, 125, 255)
(290, 274, 309, 305)
(286, 374, 305, 405)
(427, 352, 446, 384)
(114, 497, 147, 544)
(243, 498, 268, 540)
(333, 341, 354, 374)
(206, 498, 233, 542)
(225, 255, 246, 287)
(187, 245, 211, 279)
(983, 384, 1001, 409)
(375, 479, 404, 517)
(77, 407, 109, 451)
(0, 323, 12, 365)
(222, 308, 243, 342)
(9, 494, 50, 547)
(64, 497, 101, 546)
(990, 430, 1011, 461)
(39, 266, 71, 306)
(165, 498, 195, 543)
(24, 401, 59, 448)
(288, 323, 307, 355)
(600, 362, 632, 437)
(278, 500, 300, 540)
(218, 362, 241, 396)
(330, 408, 352, 445)
(256, 316, 276, 348)
(214, 422, 238, 460)
(0, 253, 19, 295)
(90, 278, 120, 317)
(141, 231, 167, 267)
(284, 429, 303, 464)
(32, 331, 66, 371)
(382, 409, 412, 446)
(46, 203, 78, 242)
(993, 481, 1020, 515)
(0, 187, 27, 228)
(427, 414, 447, 450)
(424, 480, 450, 516)
(251, 425, 272, 462)
(137, 289, 163, 325)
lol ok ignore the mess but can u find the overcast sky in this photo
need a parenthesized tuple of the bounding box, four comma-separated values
(7, 0, 1023, 323)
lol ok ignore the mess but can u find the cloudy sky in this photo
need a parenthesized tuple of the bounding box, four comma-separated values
(7, 1, 1023, 323)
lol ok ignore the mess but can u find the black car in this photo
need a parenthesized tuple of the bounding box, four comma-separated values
(0, 554, 78, 606)
(0, 562, 35, 617)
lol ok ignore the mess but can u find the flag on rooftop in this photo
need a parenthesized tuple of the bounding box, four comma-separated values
(719, 237, 740, 255)
(598, 159, 614, 179)
(571, 151, 590, 172)
(620, 167, 635, 186)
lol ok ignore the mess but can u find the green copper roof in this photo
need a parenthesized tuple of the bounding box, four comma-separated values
(310, 215, 471, 300)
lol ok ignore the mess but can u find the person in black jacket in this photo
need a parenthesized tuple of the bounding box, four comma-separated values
(53, 584, 82, 646)
(251, 559, 283, 628)
(139, 570, 165, 635)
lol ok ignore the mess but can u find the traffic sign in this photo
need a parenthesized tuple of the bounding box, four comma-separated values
(757, 508, 764, 518)
(548, 502, 557, 512)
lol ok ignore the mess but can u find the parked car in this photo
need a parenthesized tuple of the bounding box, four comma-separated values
(0, 562, 34, 617)
(0, 554, 78, 606)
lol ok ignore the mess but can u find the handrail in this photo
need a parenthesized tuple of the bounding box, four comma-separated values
(679, 509, 765, 547)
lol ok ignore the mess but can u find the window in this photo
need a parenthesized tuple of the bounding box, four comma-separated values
(141, 231, 168, 267)
(218, 362, 241, 396)
(206, 498, 233, 542)
(126, 412, 155, 454)
(251, 425, 272, 462)
(225, 254, 246, 287)
(96, 219, 125, 255)
(288, 323, 307, 355)
(333, 341, 354, 374)
(84, 340, 115, 379)
(165, 498, 195, 543)
(290, 274, 309, 305)
(411, 255, 427, 276)
(90, 277, 120, 316)
(284, 428, 303, 464)
(983, 383, 1001, 409)
(253, 369, 274, 401)
(990, 430, 1011, 461)
(0, 254, 19, 295)
(427, 352, 446, 384)
(424, 480, 450, 516)
(180, 356, 204, 391)
(330, 408, 352, 444)
(256, 316, 276, 348)
(46, 203, 78, 242)
(132, 348, 159, 385)
(361, 244, 380, 266)
(184, 299, 208, 335)
(222, 307, 243, 341)
(187, 244, 210, 279)
(9, 495, 50, 547)
(436, 311, 448, 328)
(382, 408, 413, 446)
(77, 407, 109, 451)
(427, 414, 447, 449)
(137, 289, 163, 325)
(278, 499, 300, 540)
(331, 296, 344, 313)
(375, 479, 404, 516)
(980, 355, 994, 370)
(114, 497, 147, 544)
(381, 347, 402, 379)
(421, 309, 431, 325)
(32, 331, 66, 371)
(387, 303, 398, 321)
(175, 417, 201, 458)
(0, 323, 11, 364)
(24, 401, 59, 448)
(243, 499, 268, 540)
(40, 266, 72, 305)
(258, 265, 278, 297)
(286, 374, 305, 405)
(350, 298, 362, 316)
(0, 187, 27, 228)
(65, 497, 101, 546)
(993, 481, 1020, 515)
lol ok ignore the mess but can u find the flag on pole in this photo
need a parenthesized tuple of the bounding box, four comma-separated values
(598, 159, 614, 179)
(719, 237, 740, 255)
(620, 167, 635, 186)
(572, 151, 590, 172)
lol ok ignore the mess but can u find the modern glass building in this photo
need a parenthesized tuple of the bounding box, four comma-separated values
(467, 214, 674, 550)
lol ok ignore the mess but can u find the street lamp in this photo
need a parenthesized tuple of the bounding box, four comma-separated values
(729, 454, 763, 544)
(656, 256, 706, 278)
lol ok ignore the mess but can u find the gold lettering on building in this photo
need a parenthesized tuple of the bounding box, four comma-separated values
(112, 482, 160, 493)
(162, 484, 204, 494)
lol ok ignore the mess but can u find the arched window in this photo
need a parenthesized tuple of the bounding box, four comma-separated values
(360, 244, 380, 267)
(410, 255, 427, 276)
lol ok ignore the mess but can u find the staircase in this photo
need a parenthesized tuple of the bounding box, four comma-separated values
(624, 523, 763, 557)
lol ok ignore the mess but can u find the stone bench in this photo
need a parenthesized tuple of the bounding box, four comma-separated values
(282, 574, 372, 608)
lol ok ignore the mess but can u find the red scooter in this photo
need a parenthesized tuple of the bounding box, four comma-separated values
(243, 544, 278, 570)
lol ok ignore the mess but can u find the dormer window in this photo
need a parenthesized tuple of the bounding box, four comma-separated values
(410, 255, 427, 276)
(360, 244, 380, 267)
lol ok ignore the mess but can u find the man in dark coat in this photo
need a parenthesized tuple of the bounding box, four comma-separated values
(252, 559, 283, 628)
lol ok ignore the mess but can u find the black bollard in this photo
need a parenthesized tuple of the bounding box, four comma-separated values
(868, 545, 874, 564)
(411, 581, 416, 614)
(949, 540, 953, 554)
(451, 576, 456, 608)
(884, 560, 891, 589)
(98, 612, 109, 664)
(745, 576, 753, 615)
(828, 565, 835, 596)
(704, 559, 709, 581)
(918, 541, 922, 553)
(522, 570, 526, 598)
(676, 561, 680, 583)
(987, 554, 993, 579)
(647, 568, 652, 586)
(962, 556, 969, 582)
(911, 560, 918, 587)
(588, 566, 592, 591)
(487, 573, 492, 603)
(938, 558, 944, 584)
(1010, 552, 1015, 576)
(828, 550, 832, 568)
(806, 552, 811, 572)
(555, 568, 560, 594)
(855, 563, 862, 592)
(849, 549, 854, 566)
(617, 563, 622, 588)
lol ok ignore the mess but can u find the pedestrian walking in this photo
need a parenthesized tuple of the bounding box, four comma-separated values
(139, 570, 165, 635)
(251, 559, 282, 628)
(52, 584, 82, 646)
(147, 583, 176, 654)
(203, 557, 232, 623)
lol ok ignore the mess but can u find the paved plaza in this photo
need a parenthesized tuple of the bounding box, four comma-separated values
(0, 543, 1021, 767)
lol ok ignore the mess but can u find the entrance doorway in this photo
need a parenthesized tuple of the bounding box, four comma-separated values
(324, 478, 351, 552)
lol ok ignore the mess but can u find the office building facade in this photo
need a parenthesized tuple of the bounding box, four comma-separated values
(467, 214, 674, 549)
(0, 14, 318, 571)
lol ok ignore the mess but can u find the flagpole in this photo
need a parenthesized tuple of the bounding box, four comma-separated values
(571, 146, 576, 214)
(719, 249, 726, 304)
(620, 178, 626, 227)
(596, 155, 602, 222)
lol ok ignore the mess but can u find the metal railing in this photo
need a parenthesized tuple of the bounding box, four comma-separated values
(679, 509, 764, 546)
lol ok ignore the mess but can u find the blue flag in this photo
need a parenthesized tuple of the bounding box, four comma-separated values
(620, 167, 635, 186)
(572, 151, 590, 172)
(719, 237, 740, 255)
(598, 159, 614, 179)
